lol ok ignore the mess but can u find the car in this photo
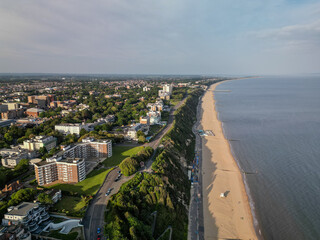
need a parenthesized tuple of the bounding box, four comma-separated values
(97, 227, 101, 234)
(105, 188, 113, 196)
(97, 235, 101, 240)
(118, 170, 121, 174)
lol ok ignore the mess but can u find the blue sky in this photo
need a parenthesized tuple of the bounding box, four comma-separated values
(0, 0, 319, 75)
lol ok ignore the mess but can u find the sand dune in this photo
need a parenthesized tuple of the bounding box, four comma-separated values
(201, 82, 257, 240)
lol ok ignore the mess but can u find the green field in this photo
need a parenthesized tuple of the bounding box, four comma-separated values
(103, 146, 143, 167)
(48, 229, 78, 240)
(170, 99, 180, 106)
(49, 168, 113, 196)
(53, 196, 87, 213)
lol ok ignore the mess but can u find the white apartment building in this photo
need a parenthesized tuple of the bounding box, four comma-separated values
(147, 111, 161, 125)
(127, 124, 149, 140)
(143, 86, 150, 91)
(23, 135, 57, 152)
(2, 202, 50, 233)
(0, 148, 29, 168)
(162, 84, 173, 94)
(55, 123, 87, 136)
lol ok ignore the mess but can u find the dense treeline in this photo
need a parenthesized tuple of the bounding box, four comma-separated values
(104, 89, 203, 240)
(119, 147, 154, 176)
(0, 188, 37, 220)
(0, 159, 29, 189)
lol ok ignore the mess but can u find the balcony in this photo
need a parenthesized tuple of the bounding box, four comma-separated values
(28, 223, 39, 233)
(22, 216, 32, 224)
(39, 213, 50, 223)
(28, 220, 37, 228)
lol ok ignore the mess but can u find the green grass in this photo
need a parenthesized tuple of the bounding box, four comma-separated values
(53, 196, 86, 213)
(49, 168, 114, 196)
(48, 230, 78, 240)
(103, 146, 144, 167)
(170, 99, 180, 106)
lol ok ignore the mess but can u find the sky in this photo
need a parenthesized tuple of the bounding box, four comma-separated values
(0, 0, 319, 75)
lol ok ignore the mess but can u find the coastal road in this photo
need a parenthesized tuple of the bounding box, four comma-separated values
(83, 97, 186, 239)
(145, 97, 186, 150)
(82, 167, 134, 240)
(188, 95, 205, 240)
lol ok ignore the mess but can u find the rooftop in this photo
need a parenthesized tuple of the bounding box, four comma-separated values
(6, 202, 39, 216)
(26, 108, 44, 113)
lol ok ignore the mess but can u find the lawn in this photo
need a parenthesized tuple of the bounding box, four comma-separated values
(49, 168, 114, 196)
(103, 146, 144, 167)
(53, 196, 87, 213)
(48, 230, 78, 240)
(170, 99, 180, 106)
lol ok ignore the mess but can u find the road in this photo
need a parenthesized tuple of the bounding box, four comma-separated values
(188, 95, 205, 240)
(83, 97, 187, 240)
(82, 167, 134, 240)
(145, 97, 186, 149)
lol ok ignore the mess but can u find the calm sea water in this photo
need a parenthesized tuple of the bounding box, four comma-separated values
(215, 77, 320, 240)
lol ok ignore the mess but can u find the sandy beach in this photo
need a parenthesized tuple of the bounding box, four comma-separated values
(200, 82, 257, 239)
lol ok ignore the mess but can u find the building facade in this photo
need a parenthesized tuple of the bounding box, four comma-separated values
(25, 108, 44, 118)
(0, 148, 29, 168)
(1, 109, 24, 120)
(62, 138, 112, 159)
(23, 136, 57, 152)
(2, 202, 50, 233)
(55, 123, 86, 136)
(34, 158, 85, 186)
(140, 116, 150, 125)
(147, 111, 161, 125)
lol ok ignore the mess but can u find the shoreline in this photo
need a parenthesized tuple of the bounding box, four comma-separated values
(200, 81, 258, 239)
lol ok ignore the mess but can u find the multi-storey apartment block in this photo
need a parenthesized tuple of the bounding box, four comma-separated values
(61, 138, 112, 159)
(2, 202, 50, 233)
(34, 158, 85, 186)
(23, 135, 57, 152)
(54, 123, 87, 136)
(0, 148, 29, 168)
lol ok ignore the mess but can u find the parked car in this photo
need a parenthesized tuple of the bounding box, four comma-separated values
(97, 227, 101, 234)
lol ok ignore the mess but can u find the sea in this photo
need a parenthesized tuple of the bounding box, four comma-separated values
(214, 76, 320, 240)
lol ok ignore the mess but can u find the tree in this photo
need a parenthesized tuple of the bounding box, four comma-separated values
(138, 135, 146, 143)
(14, 159, 29, 172)
(136, 130, 145, 138)
(8, 188, 37, 206)
(80, 128, 88, 136)
(4, 133, 13, 143)
(38, 193, 53, 205)
(39, 146, 47, 156)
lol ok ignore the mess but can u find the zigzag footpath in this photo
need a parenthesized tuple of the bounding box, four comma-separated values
(104, 88, 204, 240)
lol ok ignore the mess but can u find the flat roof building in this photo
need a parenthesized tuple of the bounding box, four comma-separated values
(23, 135, 57, 152)
(34, 158, 86, 186)
(2, 202, 50, 233)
